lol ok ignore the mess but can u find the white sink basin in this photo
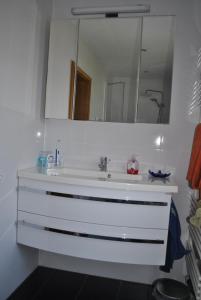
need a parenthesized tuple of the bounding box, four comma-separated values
(46, 167, 143, 182)
(18, 167, 178, 193)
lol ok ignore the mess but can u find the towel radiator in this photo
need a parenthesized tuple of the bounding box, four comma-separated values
(186, 191, 201, 299)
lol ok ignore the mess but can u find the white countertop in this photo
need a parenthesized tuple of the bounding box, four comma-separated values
(18, 167, 178, 193)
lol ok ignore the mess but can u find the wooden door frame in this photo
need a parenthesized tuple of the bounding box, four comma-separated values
(68, 60, 91, 119)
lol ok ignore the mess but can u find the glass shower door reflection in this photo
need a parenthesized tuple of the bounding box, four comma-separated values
(105, 82, 125, 122)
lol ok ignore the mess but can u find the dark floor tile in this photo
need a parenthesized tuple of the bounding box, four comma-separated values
(7, 266, 153, 300)
(118, 281, 151, 300)
(7, 266, 55, 300)
(77, 275, 120, 300)
(33, 269, 86, 300)
(147, 286, 155, 300)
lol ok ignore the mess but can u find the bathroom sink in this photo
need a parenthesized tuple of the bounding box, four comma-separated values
(98, 171, 143, 182)
(18, 167, 178, 193)
(46, 168, 143, 182)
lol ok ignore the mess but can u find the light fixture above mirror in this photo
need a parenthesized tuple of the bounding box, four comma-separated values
(71, 5, 151, 16)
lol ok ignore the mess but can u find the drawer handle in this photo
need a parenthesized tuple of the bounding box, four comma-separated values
(46, 228, 164, 244)
(19, 221, 164, 245)
(47, 192, 167, 206)
(19, 220, 43, 230)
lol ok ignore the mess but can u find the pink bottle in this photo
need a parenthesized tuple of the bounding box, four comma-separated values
(127, 157, 139, 175)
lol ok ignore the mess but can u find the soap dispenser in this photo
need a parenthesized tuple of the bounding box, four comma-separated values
(127, 156, 139, 175)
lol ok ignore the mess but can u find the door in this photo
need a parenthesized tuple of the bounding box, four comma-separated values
(69, 61, 92, 120)
(106, 82, 125, 122)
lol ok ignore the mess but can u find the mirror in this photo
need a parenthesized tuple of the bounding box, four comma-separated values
(137, 16, 174, 123)
(69, 16, 174, 124)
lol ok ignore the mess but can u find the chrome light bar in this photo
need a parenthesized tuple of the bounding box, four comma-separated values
(71, 5, 151, 16)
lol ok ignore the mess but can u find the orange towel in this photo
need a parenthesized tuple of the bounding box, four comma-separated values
(187, 124, 201, 189)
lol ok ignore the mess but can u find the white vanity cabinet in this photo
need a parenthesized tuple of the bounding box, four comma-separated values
(17, 168, 178, 265)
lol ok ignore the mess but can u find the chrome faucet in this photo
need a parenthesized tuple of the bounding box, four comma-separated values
(98, 156, 108, 172)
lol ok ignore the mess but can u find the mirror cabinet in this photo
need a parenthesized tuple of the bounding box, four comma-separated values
(45, 16, 174, 124)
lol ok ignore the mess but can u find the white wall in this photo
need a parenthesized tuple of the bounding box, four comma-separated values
(0, 0, 52, 299)
(78, 38, 107, 121)
(42, 0, 201, 283)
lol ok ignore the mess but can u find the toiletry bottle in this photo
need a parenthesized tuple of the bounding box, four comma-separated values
(133, 158, 139, 174)
(55, 139, 62, 167)
(37, 151, 54, 171)
(127, 157, 139, 175)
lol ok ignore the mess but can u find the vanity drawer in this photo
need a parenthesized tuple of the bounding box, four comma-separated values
(18, 189, 171, 229)
(17, 211, 168, 265)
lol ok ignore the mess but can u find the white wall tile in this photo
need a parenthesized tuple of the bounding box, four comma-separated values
(0, 225, 38, 300)
(0, 0, 52, 298)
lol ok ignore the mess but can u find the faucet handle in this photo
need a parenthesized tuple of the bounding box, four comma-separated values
(100, 156, 107, 163)
(98, 156, 109, 171)
(98, 157, 103, 168)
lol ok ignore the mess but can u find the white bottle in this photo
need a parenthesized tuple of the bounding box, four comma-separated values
(55, 139, 62, 167)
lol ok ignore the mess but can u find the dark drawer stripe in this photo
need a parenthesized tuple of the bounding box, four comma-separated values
(45, 227, 164, 244)
(47, 192, 167, 206)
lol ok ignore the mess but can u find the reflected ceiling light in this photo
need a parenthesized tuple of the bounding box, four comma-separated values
(36, 131, 42, 138)
(155, 136, 164, 147)
(71, 5, 150, 16)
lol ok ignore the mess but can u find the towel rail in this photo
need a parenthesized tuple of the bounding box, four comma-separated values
(186, 255, 200, 298)
(186, 255, 201, 299)
(186, 194, 201, 299)
(189, 227, 201, 258)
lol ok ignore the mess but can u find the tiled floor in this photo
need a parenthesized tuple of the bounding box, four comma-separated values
(7, 267, 153, 300)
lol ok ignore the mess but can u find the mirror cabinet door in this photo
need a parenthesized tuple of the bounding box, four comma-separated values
(137, 16, 174, 124)
(45, 20, 78, 119)
(74, 18, 141, 123)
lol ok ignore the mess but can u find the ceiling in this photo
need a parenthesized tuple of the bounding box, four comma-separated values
(78, 16, 174, 78)
(78, 18, 140, 77)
